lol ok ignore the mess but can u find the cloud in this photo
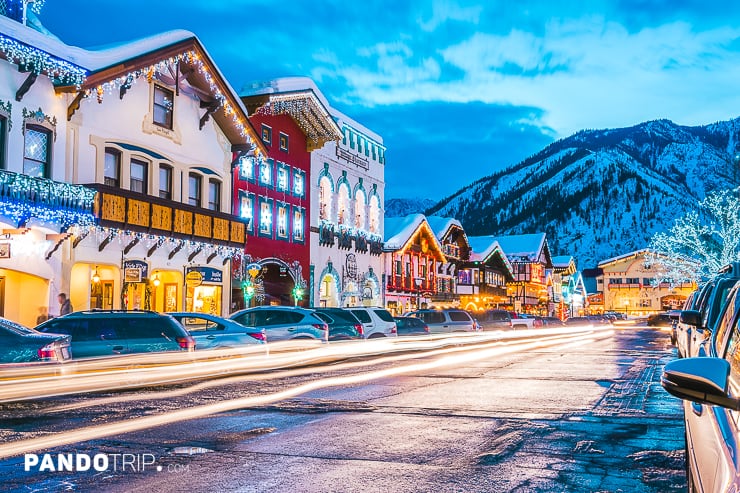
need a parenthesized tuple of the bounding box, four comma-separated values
(418, 0, 483, 31)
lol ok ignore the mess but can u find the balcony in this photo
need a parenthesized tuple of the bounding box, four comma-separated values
(0, 170, 96, 227)
(87, 183, 246, 249)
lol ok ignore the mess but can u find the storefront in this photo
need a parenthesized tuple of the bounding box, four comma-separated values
(185, 266, 224, 315)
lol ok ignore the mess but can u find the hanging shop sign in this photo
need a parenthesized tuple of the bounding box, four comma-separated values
(185, 270, 203, 287)
(123, 259, 148, 282)
(186, 266, 222, 284)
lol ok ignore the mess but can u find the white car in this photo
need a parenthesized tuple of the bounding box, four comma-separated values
(344, 307, 397, 338)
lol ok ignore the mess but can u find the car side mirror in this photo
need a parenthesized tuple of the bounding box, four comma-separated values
(661, 357, 739, 410)
(680, 310, 702, 327)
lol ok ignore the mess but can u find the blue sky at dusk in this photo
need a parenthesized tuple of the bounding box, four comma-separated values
(40, 0, 740, 200)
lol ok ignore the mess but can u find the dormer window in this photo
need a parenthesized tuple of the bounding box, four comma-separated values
(153, 85, 174, 129)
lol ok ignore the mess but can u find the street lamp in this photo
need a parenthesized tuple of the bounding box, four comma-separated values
(414, 277, 423, 309)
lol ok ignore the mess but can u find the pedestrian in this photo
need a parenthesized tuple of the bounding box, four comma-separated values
(58, 293, 72, 316)
(36, 306, 49, 325)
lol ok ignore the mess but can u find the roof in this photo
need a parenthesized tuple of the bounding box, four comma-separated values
(494, 233, 551, 265)
(426, 216, 463, 241)
(240, 77, 343, 151)
(598, 249, 651, 268)
(0, 16, 265, 151)
(383, 214, 426, 250)
(466, 235, 514, 276)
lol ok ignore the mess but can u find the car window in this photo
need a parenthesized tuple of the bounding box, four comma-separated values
(314, 312, 333, 324)
(324, 310, 360, 324)
(373, 309, 394, 322)
(233, 312, 256, 326)
(715, 287, 740, 356)
(706, 279, 738, 329)
(90, 320, 122, 341)
(448, 311, 471, 322)
(350, 310, 372, 324)
(723, 316, 740, 392)
(179, 317, 221, 332)
(419, 312, 445, 324)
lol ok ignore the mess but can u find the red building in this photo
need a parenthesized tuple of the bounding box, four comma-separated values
(234, 89, 339, 308)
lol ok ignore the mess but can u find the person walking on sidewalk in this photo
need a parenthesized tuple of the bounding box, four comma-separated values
(58, 293, 73, 316)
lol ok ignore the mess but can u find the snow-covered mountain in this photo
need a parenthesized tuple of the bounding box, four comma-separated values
(385, 197, 437, 217)
(423, 118, 740, 268)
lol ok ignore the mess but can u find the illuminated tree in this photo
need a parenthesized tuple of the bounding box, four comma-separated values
(649, 189, 740, 282)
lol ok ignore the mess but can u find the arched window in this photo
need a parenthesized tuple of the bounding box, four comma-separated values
(369, 194, 380, 234)
(319, 176, 332, 221)
(337, 182, 350, 226)
(354, 189, 366, 230)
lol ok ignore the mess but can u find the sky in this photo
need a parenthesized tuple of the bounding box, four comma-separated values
(38, 0, 740, 201)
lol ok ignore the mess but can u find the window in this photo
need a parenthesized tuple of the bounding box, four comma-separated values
(0, 116, 7, 169)
(354, 189, 366, 230)
(261, 124, 272, 145)
(279, 132, 289, 152)
(293, 169, 305, 197)
(258, 197, 273, 237)
(626, 278, 640, 284)
(609, 278, 623, 284)
(293, 206, 305, 243)
(276, 162, 289, 192)
(104, 148, 120, 187)
(277, 203, 288, 239)
(239, 156, 255, 182)
(319, 176, 332, 221)
(130, 159, 148, 194)
(369, 195, 380, 234)
(23, 125, 51, 177)
(208, 180, 221, 211)
(189, 173, 202, 207)
(337, 182, 350, 225)
(259, 159, 273, 188)
(159, 165, 172, 200)
(153, 85, 174, 129)
(238, 191, 255, 233)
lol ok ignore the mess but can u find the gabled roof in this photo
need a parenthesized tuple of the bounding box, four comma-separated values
(426, 216, 463, 241)
(495, 233, 552, 267)
(35, 29, 266, 152)
(552, 255, 577, 274)
(383, 213, 444, 260)
(598, 249, 650, 268)
(467, 235, 514, 278)
(241, 77, 343, 151)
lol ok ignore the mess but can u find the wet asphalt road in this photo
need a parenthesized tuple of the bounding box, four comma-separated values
(0, 325, 685, 492)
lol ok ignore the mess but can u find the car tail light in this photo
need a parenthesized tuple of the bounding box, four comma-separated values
(354, 324, 364, 336)
(177, 335, 196, 351)
(312, 323, 329, 331)
(423, 324, 430, 333)
(248, 330, 266, 342)
(37, 344, 57, 361)
(390, 324, 397, 334)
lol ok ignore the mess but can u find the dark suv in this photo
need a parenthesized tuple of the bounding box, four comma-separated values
(475, 309, 513, 330)
(36, 310, 195, 358)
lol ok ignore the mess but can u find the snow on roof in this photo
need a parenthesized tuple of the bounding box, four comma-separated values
(426, 216, 463, 241)
(383, 214, 426, 250)
(467, 235, 498, 261)
(552, 255, 574, 268)
(241, 76, 382, 143)
(0, 15, 195, 72)
(597, 249, 650, 268)
(494, 233, 547, 262)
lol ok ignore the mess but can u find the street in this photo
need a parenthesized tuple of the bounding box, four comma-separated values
(0, 325, 685, 492)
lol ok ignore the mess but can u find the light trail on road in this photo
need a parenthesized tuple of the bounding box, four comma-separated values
(0, 326, 603, 403)
(0, 327, 613, 459)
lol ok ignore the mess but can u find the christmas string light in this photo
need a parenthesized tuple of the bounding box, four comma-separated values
(0, 34, 87, 86)
(254, 92, 342, 146)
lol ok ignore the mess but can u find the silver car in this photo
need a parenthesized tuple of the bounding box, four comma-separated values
(170, 312, 266, 349)
(230, 306, 328, 342)
(404, 309, 478, 334)
(662, 279, 740, 492)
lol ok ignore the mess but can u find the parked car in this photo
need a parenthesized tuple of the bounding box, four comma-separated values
(344, 307, 397, 338)
(564, 316, 591, 326)
(646, 312, 673, 327)
(508, 312, 544, 329)
(661, 279, 740, 491)
(312, 308, 364, 341)
(675, 288, 705, 357)
(679, 262, 740, 358)
(539, 316, 565, 326)
(393, 316, 430, 336)
(35, 310, 194, 358)
(475, 309, 513, 330)
(0, 317, 71, 363)
(169, 312, 266, 349)
(230, 306, 328, 342)
(403, 309, 478, 333)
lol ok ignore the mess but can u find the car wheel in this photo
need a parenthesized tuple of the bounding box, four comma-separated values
(368, 333, 386, 339)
